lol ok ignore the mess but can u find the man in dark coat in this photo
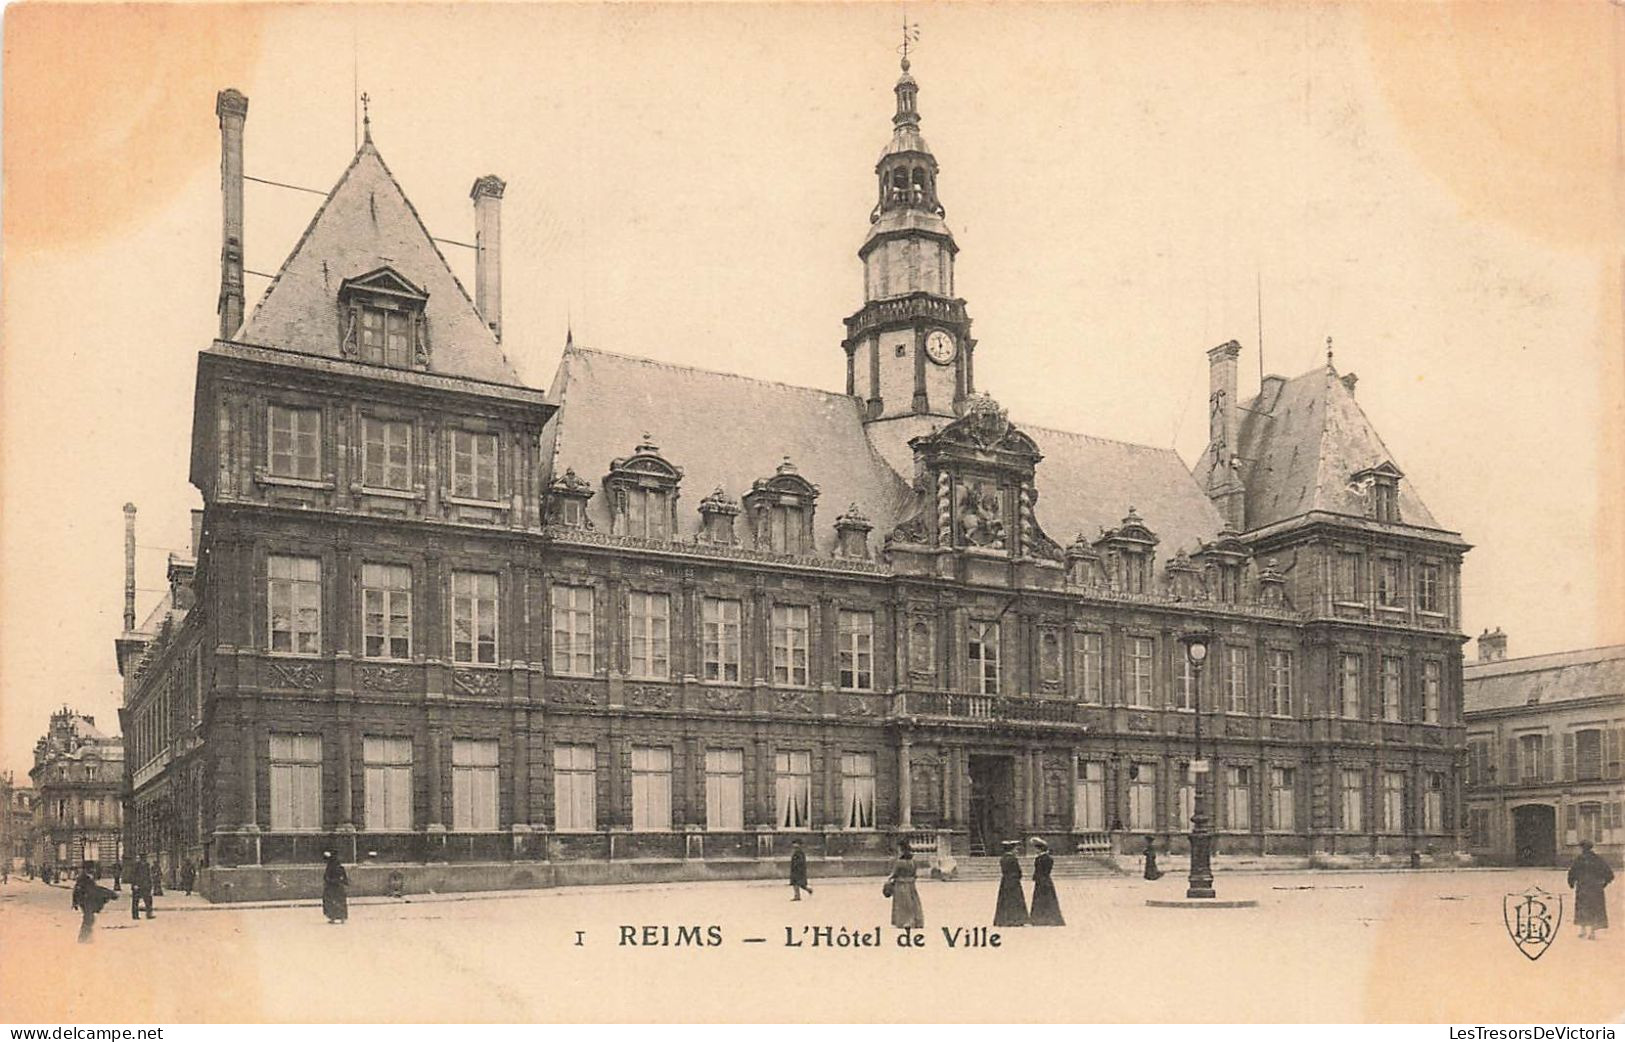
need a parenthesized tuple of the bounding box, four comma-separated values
(993, 839, 1029, 926)
(180, 860, 196, 896)
(72, 863, 115, 943)
(129, 857, 154, 920)
(1567, 839, 1613, 940)
(111, 859, 122, 891)
(789, 839, 812, 901)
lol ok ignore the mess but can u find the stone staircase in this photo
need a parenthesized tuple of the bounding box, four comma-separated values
(942, 854, 1123, 881)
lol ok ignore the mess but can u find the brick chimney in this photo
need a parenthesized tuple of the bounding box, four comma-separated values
(470, 175, 506, 341)
(122, 502, 137, 633)
(1205, 340, 1245, 529)
(215, 89, 249, 340)
(1477, 627, 1508, 663)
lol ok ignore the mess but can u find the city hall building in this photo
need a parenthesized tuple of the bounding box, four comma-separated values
(120, 60, 1470, 900)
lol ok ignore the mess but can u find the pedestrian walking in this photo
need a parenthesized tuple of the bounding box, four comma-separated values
(788, 839, 813, 901)
(322, 850, 349, 924)
(993, 839, 1028, 926)
(180, 860, 196, 896)
(71, 863, 115, 943)
(150, 859, 164, 897)
(1568, 839, 1614, 941)
(129, 857, 154, 920)
(1142, 835, 1163, 881)
(1028, 838, 1065, 926)
(884, 839, 924, 929)
(111, 859, 122, 891)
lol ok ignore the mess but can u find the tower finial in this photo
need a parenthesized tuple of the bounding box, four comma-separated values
(898, 15, 919, 70)
(1326, 335, 1334, 369)
(360, 92, 372, 143)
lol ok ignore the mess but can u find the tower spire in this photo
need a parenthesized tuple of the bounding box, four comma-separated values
(893, 18, 922, 129)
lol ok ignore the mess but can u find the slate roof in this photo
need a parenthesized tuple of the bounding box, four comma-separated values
(543, 347, 1226, 557)
(236, 136, 521, 386)
(1464, 645, 1625, 714)
(1197, 365, 1442, 531)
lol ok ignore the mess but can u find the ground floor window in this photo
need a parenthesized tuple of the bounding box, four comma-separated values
(452, 739, 499, 831)
(631, 746, 673, 830)
(841, 752, 876, 829)
(1225, 766, 1252, 831)
(705, 748, 744, 830)
(1127, 763, 1157, 832)
(365, 736, 414, 831)
(1076, 761, 1106, 831)
(1268, 767, 1296, 832)
(1574, 802, 1604, 846)
(1175, 779, 1195, 832)
(775, 750, 812, 829)
(269, 733, 322, 831)
(1467, 807, 1491, 848)
(554, 743, 596, 832)
(1382, 770, 1406, 833)
(1424, 772, 1445, 833)
(1339, 768, 1365, 833)
(83, 840, 99, 863)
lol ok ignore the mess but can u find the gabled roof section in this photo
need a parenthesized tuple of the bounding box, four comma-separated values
(1199, 364, 1442, 531)
(540, 347, 914, 554)
(1464, 644, 1625, 713)
(237, 139, 521, 385)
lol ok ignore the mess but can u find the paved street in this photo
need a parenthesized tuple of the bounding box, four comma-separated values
(0, 868, 1619, 1022)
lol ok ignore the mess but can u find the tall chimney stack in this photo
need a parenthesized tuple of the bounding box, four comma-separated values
(123, 503, 138, 633)
(470, 175, 506, 341)
(216, 88, 250, 340)
(1205, 340, 1246, 530)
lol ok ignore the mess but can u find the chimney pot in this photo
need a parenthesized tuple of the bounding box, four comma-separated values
(471, 175, 506, 341)
(1204, 340, 1244, 529)
(123, 503, 138, 633)
(216, 89, 249, 340)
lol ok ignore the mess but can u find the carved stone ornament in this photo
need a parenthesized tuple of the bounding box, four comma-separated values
(357, 665, 411, 692)
(843, 695, 876, 717)
(961, 392, 1011, 447)
(269, 662, 322, 690)
(628, 685, 676, 709)
(957, 479, 1006, 549)
(777, 690, 818, 714)
(704, 688, 745, 712)
(453, 669, 502, 697)
(1127, 711, 1154, 732)
(550, 683, 600, 707)
(1225, 717, 1255, 738)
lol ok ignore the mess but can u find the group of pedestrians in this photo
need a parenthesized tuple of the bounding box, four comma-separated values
(866, 836, 1065, 930)
(60, 856, 202, 943)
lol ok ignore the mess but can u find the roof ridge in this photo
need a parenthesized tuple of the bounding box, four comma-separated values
(566, 345, 861, 403)
(1466, 644, 1625, 670)
(1017, 419, 1187, 458)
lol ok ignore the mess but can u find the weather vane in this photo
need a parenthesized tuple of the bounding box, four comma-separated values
(898, 16, 920, 68)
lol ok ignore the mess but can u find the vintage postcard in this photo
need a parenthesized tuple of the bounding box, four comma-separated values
(1, 0, 1622, 1026)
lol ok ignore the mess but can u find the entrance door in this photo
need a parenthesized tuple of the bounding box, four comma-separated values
(968, 755, 1016, 856)
(1512, 804, 1557, 866)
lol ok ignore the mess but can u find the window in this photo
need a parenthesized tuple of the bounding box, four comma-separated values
(1337, 551, 1363, 602)
(1225, 766, 1252, 831)
(1175, 655, 1196, 710)
(1520, 734, 1546, 783)
(1467, 738, 1493, 787)
(1128, 637, 1155, 707)
(1381, 656, 1404, 722)
(82, 840, 99, 863)
(551, 584, 595, 676)
(1339, 768, 1365, 833)
(705, 748, 744, 830)
(968, 621, 1000, 695)
(1216, 563, 1242, 604)
(452, 571, 499, 665)
(626, 592, 670, 680)
(450, 430, 499, 501)
(1339, 653, 1363, 718)
(84, 799, 100, 825)
(841, 752, 876, 829)
(359, 304, 413, 368)
(1382, 770, 1405, 832)
(361, 417, 412, 490)
(1468, 807, 1492, 848)
(268, 555, 322, 654)
(1123, 552, 1150, 594)
(1376, 558, 1402, 607)
(1417, 564, 1442, 613)
(1267, 650, 1293, 717)
(1423, 772, 1444, 833)
(838, 611, 874, 691)
(1078, 632, 1104, 703)
(1128, 763, 1157, 831)
(451, 739, 498, 830)
(361, 563, 412, 660)
(1422, 661, 1442, 724)
(364, 736, 413, 831)
(1225, 647, 1249, 713)
(1040, 630, 1063, 686)
(268, 405, 321, 480)
(702, 598, 742, 682)
(775, 750, 812, 829)
(631, 746, 672, 831)
(1373, 481, 1398, 522)
(1576, 802, 1604, 846)
(624, 488, 669, 541)
(553, 744, 596, 832)
(771, 605, 810, 686)
(1076, 761, 1106, 830)
(1175, 777, 1196, 832)
(1269, 767, 1296, 832)
(772, 505, 807, 554)
(1575, 729, 1604, 781)
(908, 620, 933, 675)
(269, 733, 321, 830)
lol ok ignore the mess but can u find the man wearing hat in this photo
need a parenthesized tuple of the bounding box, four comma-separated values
(1567, 839, 1613, 940)
(993, 839, 1029, 926)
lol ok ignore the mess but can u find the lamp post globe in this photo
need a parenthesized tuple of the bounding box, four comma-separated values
(1179, 631, 1216, 899)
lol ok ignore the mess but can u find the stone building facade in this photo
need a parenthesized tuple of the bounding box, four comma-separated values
(1, 774, 35, 870)
(124, 61, 1469, 901)
(28, 709, 124, 874)
(1463, 633, 1625, 867)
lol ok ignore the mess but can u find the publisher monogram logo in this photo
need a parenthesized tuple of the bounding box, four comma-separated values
(1503, 885, 1563, 962)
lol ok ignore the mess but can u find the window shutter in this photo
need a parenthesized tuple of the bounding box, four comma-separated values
(1607, 729, 1624, 780)
(1505, 738, 1518, 784)
(1541, 738, 1554, 784)
(1564, 803, 1578, 847)
(1563, 732, 1576, 782)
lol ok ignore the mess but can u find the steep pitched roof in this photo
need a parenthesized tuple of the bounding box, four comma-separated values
(1464, 645, 1625, 713)
(237, 138, 520, 385)
(540, 347, 915, 553)
(1199, 365, 1441, 531)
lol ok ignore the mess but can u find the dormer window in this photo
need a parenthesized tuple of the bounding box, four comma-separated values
(1351, 462, 1403, 523)
(1193, 532, 1249, 604)
(604, 435, 682, 543)
(339, 267, 429, 371)
(547, 468, 595, 529)
(1094, 508, 1159, 595)
(698, 487, 740, 545)
(743, 457, 819, 556)
(834, 503, 874, 560)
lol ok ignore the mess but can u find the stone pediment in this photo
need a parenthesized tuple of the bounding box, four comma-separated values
(339, 265, 429, 304)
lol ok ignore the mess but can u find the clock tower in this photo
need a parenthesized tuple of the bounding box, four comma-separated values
(843, 54, 975, 423)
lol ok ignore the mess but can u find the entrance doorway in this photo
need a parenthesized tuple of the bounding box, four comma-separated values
(1512, 804, 1557, 866)
(968, 754, 1016, 856)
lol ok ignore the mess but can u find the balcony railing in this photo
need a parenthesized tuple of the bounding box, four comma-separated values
(895, 691, 1083, 725)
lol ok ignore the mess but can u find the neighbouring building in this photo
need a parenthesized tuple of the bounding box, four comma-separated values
(1463, 632, 1624, 866)
(28, 708, 124, 874)
(1, 774, 36, 870)
(125, 58, 1469, 902)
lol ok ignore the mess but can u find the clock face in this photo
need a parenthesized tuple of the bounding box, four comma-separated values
(925, 329, 957, 365)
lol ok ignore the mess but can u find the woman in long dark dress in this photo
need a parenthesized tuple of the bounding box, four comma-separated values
(1028, 838, 1065, 926)
(1142, 836, 1163, 880)
(1567, 839, 1613, 940)
(322, 851, 349, 924)
(886, 840, 924, 929)
(993, 840, 1029, 926)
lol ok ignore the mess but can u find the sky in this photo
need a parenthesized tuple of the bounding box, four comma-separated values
(3, 2, 1621, 779)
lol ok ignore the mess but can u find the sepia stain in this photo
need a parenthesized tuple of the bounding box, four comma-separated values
(2, 3, 265, 252)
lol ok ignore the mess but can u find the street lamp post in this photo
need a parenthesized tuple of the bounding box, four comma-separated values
(1180, 631, 1215, 900)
